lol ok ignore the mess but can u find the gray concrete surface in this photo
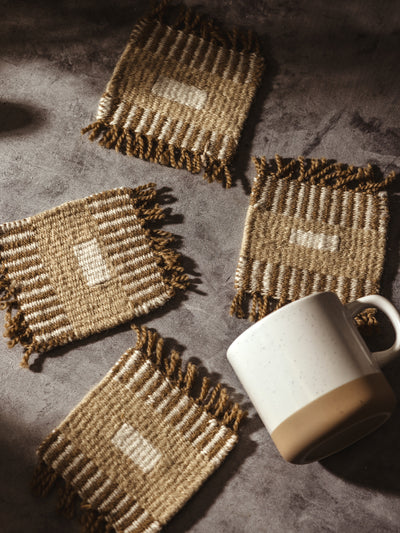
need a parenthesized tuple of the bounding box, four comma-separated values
(1, 1, 400, 532)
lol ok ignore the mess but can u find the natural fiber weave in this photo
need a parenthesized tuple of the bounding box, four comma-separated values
(231, 155, 396, 322)
(82, 1, 264, 187)
(33, 326, 245, 533)
(0, 184, 188, 368)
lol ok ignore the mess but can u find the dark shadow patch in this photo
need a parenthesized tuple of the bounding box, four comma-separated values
(232, 32, 279, 194)
(0, 101, 44, 135)
(320, 356, 400, 494)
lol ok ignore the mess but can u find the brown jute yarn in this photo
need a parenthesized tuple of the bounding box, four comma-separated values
(32, 326, 245, 533)
(231, 155, 396, 323)
(82, 1, 264, 188)
(0, 184, 188, 368)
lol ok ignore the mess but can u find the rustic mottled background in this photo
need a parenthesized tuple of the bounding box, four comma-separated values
(1, 1, 399, 532)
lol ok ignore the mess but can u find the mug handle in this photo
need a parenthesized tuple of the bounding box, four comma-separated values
(346, 294, 400, 366)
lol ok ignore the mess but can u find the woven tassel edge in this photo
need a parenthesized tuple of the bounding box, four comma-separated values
(147, 0, 262, 56)
(230, 289, 379, 333)
(0, 265, 46, 368)
(251, 155, 397, 202)
(32, 461, 116, 533)
(81, 122, 233, 188)
(128, 182, 190, 294)
(129, 325, 246, 433)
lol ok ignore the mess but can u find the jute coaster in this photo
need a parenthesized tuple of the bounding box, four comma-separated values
(33, 326, 244, 533)
(82, 1, 264, 187)
(0, 184, 188, 368)
(231, 155, 396, 322)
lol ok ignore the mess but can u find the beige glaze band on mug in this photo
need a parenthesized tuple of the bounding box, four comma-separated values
(271, 372, 396, 464)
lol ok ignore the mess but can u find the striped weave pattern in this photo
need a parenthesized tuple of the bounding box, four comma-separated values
(82, 2, 264, 187)
(231, 156, 395, 321)
(0, 185, 188, 367)
(33, 326, 244, 533)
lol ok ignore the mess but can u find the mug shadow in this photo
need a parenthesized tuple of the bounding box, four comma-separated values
(320, 356, 400, 494)
(321, 194, 400, 496)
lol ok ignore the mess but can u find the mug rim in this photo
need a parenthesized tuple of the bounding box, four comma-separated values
(227, 291, 340, 356)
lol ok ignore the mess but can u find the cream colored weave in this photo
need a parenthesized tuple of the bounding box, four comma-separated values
(0, 184, 188, 367)
(82, 2, 264, 187)
(231, 156, 396, 322)
(33, 327, 244, 533)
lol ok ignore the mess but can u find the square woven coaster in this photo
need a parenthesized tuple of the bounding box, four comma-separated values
(82, 1, 264, 187)
(0, 184, 188, 368)
(33, 326, 244, 533)
(231, 155, 396, 322)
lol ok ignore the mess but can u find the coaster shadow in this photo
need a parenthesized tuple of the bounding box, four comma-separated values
(381, 190, 400, 301)
(320, 356, 400, 494)
(232, 31, 279, 194)
(0, 101, 45, 135)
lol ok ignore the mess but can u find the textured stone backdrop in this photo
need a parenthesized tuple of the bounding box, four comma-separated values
(1, 1, 399, 532)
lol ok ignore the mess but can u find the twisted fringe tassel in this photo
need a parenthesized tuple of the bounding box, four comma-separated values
(32, 462, 115, 533)
(230, 290, 285, 322)
(131, 182, 189, 292)
(354, 308, 379, 335)
(149, 0, 261, 55)
(31, 325, 245, 530)
(132, 325, 246, 432)
(251, 155, 397, 200)
(0, 183, 188, 369)
(81, 124, 233, 188)
(231, 290, 379, 334)
(0, 265, 39, 368)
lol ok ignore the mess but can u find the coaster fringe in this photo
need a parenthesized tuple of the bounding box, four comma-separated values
(131, 325, 245, 432)
(0, 265, 37, 367)
(80, 507, 112, 533)
(31, 461, 59, 497)
(82, 123, 233, 187)
(231, 290, 379, 336)
(1, 184, 188, 368)
(32, 462, 114, 533)
(57, 482, 78, 519)
(230, 290, 276, 321)
(354, 308, 378, 336)
(229, 288, 246, 319)
(154, 1, 262, 55)
(251, 155, 397, 201)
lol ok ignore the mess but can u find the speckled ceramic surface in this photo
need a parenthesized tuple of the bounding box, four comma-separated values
(227, 293, 400, 463)
(227, 292, 400, 432)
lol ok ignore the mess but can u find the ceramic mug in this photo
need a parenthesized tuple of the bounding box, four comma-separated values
(227, 292, 400, 464)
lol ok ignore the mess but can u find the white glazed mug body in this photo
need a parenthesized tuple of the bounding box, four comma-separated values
(227, 292, 398, 463)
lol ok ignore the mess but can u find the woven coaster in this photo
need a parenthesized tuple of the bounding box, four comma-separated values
(82, 1, 264, 188)
(231, 155, 396, 322)
(0, 184, 188, 368)
(33, 326, 244, 533)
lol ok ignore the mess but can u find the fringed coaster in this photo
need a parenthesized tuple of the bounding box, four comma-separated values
(0, 184, 188, 368)
(231, 155, 396, 323)
(81, 1, 264, 187)
(32, 326, 245, 533)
